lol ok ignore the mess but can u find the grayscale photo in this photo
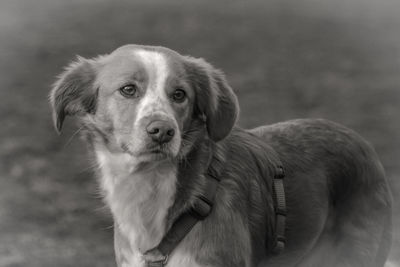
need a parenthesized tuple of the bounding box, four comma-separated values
(0, 0, 399, 266)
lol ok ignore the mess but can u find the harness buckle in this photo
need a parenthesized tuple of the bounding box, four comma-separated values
(145, 254, 168, 267)
(189, 195, 213, 220)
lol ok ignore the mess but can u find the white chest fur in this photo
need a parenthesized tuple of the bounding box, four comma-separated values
(96, 149, 177, 266)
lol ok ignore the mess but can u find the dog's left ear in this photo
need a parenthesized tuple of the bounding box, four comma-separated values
(49, 57, 98, 133)
(184, 57, 240, 142)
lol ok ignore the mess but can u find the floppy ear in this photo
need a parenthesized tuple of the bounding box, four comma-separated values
(184, 57, 239, 142)
(49, 57, 98, 133)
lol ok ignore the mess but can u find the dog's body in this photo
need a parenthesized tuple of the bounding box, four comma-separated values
(50, 45, 392, 267)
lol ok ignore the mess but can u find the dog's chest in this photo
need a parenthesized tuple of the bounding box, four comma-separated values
(96, 151, 178, 265)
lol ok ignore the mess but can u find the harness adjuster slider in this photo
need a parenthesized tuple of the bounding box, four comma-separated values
(275, 166, 285, 179)
(272, 235, 286, 254)
(276, 208, 286, 216)
(189, 195, 213, 220)
(272, 240, 285, 254)
(276, 235, 286, 243)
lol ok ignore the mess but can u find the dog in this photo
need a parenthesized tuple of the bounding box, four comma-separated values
(50, 44, 392, 267)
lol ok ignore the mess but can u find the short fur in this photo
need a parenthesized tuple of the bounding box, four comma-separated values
(50, 44, 392, 267)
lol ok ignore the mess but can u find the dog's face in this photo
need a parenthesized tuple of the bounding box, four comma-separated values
(89, 48, 194, 161)
(50, 45, 239, 165)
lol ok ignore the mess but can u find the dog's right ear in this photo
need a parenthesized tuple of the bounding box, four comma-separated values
(184, 56, 239, 142)
(49, 57, 98, 133)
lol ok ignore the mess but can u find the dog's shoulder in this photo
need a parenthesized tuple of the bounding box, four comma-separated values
(221, 127, 282, 178)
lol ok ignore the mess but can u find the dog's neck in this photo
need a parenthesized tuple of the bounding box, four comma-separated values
(95, 146, 178, 254)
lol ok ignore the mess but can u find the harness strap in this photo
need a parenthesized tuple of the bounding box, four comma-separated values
(272, 165, 286, 254)
(144, 164, 286, 266)
(144, 172, 220, 267)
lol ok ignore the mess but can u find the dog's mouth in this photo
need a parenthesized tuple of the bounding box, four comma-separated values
(148, 148, 165, 154)
(146, 149, 167, 158)
(138, 144, 175, 160)
(120, 141, 178, 163)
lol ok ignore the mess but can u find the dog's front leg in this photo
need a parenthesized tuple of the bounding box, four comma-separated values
(114, 226, 129, 267)
(114, 226, 147, 267)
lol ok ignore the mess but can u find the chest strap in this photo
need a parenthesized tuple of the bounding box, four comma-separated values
(144, 172, 220, 267)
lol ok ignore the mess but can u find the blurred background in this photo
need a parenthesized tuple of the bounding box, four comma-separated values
(0, 0, 399, 266)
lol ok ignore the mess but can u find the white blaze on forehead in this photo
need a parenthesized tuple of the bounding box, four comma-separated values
(135, 50, 169, 92)
(134, 49, 171, 122)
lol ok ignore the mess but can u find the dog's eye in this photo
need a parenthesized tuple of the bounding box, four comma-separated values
(119, 84, 139, 98)
(172, 89, 186, 103)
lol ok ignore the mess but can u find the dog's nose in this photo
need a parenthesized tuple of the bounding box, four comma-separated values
(146, 120, 175, 144)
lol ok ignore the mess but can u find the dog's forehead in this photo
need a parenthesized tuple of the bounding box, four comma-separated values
(99, 46, 186, 83)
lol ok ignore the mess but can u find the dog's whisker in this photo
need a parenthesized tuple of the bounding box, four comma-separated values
(77, 161, 102, 174)
(63, 125, 84, 148)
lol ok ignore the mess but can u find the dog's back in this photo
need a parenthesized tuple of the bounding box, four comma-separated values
(250, 118, 392, 267)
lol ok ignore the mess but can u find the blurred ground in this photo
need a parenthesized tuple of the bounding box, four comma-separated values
(0, 0, 399, 266)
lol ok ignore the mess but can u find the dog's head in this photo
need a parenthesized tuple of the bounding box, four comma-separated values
(50, 45, 239, 164)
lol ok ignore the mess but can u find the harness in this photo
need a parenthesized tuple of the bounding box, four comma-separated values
(144, 162, 286, 267)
